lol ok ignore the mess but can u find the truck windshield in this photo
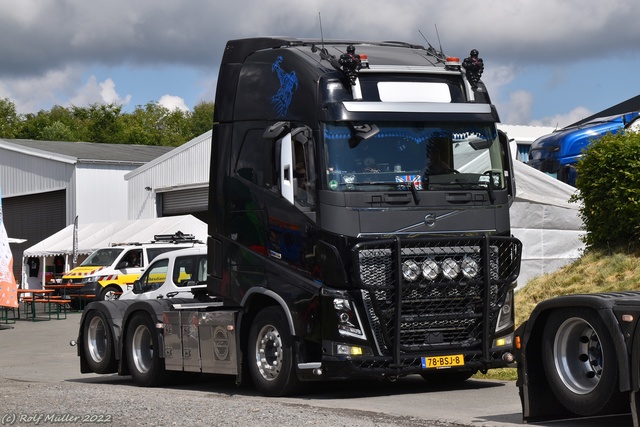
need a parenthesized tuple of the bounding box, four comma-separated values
(81, 248, 123, 267)
(323, 122, 505, 191)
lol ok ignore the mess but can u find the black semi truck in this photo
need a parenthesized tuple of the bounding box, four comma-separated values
(75, 37, 522, 397)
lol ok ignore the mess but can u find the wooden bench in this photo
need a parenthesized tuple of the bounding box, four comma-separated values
(46, 299, 72, 319)
(66, 294, 96, 310)
(22, 297, 72, 320)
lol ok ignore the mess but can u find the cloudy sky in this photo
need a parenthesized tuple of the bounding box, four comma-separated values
(1, 0, 639, 128)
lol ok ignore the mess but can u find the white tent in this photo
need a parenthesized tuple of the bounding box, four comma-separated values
(510, 160, 584, 289)
(21, 215, 207, 289)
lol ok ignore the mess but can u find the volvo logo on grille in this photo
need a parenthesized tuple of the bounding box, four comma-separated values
(424, 213, 437, 228)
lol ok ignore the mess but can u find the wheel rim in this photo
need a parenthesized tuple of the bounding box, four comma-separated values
(553, 317, 604, 395)
(87, 316, 107, 363)
(131, 324, 153, 374)
(254, 324, 283, 381)
(103, 289, 119, 301)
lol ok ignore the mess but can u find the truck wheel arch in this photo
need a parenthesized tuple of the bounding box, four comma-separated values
(519, 296, 632, 404)
(240, 288, 296, 336)
(77, 301, 129, 374)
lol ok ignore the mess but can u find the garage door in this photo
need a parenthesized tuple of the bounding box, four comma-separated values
(3, 190, 66, 279)
(161, 187, 208, 216)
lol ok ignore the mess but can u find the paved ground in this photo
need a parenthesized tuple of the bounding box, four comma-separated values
(0, 305, 634, 427)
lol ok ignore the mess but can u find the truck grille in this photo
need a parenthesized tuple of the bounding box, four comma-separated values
(352, 236, 521, 360)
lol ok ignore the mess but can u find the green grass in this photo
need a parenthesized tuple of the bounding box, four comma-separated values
(473, 250, 640, 382)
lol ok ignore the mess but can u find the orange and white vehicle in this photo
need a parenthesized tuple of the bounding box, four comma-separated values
(62, 233, 203, 301)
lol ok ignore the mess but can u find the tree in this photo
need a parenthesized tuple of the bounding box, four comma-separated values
(190, 101, 215, 137)
(1, 98, 210, 146)
(571, 130, 640, 251)
(0, 98, 20, 138)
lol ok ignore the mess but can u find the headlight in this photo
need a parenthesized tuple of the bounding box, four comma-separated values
(421, 259, 440, 280)
(402, 260, 421, 282)
(333, 298, 366, 340)
(460, 257, 479, 279)
(441, 258, 460, 279)
(495, 290, 514, 332)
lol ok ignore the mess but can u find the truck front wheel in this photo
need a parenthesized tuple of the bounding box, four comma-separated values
(125, 312, 168, 387)
(83, 310, 116, 374)
(248, 307, 300, 396)
(541, 308, 624, 416)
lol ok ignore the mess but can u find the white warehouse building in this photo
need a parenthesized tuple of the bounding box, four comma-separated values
(125, 131, 211, 222)
(0, 138, 174, 281)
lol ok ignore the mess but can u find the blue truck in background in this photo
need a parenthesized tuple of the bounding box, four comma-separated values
(528, 111, 640, 186)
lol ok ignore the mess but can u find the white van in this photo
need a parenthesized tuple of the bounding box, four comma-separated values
(63, 232, 203, 301)
(119, 246, 207, 300)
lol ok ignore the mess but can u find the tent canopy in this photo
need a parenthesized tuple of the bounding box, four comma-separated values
(23, 215, 207, 258)
(510, 160, 584, 288)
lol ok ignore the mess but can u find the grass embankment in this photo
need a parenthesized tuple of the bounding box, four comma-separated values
(474, 250, 640, 381)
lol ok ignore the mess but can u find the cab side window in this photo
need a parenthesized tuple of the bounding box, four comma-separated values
(139, 259, 169, 292)
(173, 256, 196, 287)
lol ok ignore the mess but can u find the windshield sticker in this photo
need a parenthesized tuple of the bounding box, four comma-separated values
(396, 175, 422, 190)
(270, 56, 298, 117)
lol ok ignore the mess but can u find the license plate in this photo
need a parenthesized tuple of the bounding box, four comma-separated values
(421, 354, 465, 369)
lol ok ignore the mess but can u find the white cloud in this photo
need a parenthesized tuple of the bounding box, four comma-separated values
(0, 66, 82, 114)
(531, 107, 593, 129)
(501, 91, 534, 126)
(158, 95, 189, 112)
(2, 0, 640, 120)
(68, 76, 131, 108)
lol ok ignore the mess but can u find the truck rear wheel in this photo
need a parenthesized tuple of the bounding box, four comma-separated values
(83, 310, 116, 374)
(248, 307, 300, 396)
(125, 312, 168, 387)
(541, 308, 623, 416)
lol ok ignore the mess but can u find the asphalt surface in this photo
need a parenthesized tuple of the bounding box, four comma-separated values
(0, 305, 634, 427)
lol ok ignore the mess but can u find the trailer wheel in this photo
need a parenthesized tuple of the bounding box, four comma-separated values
(99, 285, 121, 301)
(541, 308, 623, 416)
(83, 310, 116, 374)
(248, 307, 300, 396)
(125, 312, 168, 387)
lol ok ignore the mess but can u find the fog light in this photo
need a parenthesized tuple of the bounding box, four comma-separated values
(337, 345, 363, 355)
(441, 258, 460, 279)
(402, 260, 421, 282)
(460, 257, 479, 279)
(422, 259, 440, 280)
(493, 334, 513, 348)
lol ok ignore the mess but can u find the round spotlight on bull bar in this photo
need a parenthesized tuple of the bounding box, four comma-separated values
(441, 258, 460, 280)
(422, 259, 440, 280)
(402, 260, 421, 282)
(461, 256, 479, 279)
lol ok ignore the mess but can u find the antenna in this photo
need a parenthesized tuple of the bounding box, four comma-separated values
(319, 12, 325, 51)
(418, 29, 436, 52)
(435, 24, 444, 55)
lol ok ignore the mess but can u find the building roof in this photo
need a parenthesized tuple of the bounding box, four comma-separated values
(0, 139, 175, 165)
(567, 95, 640, 128)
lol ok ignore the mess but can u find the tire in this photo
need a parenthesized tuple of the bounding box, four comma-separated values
(248, 307, 300, 396)
(420, 369, 476, 383)
(82, 310, 117, 374)
(541, 308, 624, 416)
(98, 286, 121, 301)
(125, 312, 169, 387)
